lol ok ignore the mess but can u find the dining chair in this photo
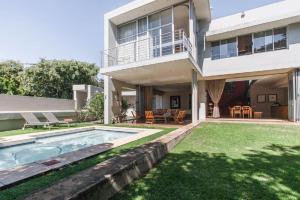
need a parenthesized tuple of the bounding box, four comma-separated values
(233, 106, 242, 118)
(242, 106, 252, 118)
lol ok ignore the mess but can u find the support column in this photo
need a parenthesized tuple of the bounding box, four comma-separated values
(192, 70, 198, 124)
(198, 80, 206, 121)
(73, 90, 78, 111)
(135, 85, 145, 116)
(104, 75, 113, 124)
(87, 85, 92, 102)
(296, 69, 300, 122)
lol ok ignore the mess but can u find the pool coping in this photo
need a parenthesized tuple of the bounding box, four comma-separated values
(0, 126, 162, 189)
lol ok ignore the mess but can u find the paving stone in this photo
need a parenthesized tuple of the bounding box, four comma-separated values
(0, 163, 48, 186)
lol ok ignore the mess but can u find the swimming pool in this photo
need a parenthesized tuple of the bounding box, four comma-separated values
(0, 128, 138, 171)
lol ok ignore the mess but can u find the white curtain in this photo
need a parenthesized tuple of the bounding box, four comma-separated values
(207, 79, 226, 118)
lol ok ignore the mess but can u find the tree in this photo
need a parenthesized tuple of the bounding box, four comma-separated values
(21, 59, 99, 99)
(0, 60, 23, 95)
(86, 93, 104, 121)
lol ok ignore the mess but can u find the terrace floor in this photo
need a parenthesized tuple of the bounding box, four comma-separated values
(206, 118, 298, 125)
(113, 122, 300, 200)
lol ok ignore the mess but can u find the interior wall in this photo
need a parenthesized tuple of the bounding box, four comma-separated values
(162, 91, 191, 113)
(250, 85, 288, 118)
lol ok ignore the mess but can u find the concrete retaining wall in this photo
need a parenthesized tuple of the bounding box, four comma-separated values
(0, 94, 75, 112)
(24, 123, 199, 200)
(0, 94, 75, 131)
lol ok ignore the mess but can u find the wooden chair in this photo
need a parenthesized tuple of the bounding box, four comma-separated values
(175, 111, 186, 124)
(145, 111, 155, 124)
(172, 109, 179, 122)
(242, 106, 252, 118)
(233, 106, 242, 118)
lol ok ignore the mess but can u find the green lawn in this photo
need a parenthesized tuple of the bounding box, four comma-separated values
(0, 127, 175, 200)
(0, 122, 95, 137)
(113, 123, 300, 200)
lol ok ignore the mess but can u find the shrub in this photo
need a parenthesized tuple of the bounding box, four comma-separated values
(86, 93, 104, 122)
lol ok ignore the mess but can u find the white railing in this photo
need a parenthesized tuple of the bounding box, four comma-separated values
(101, 29, 192, 68)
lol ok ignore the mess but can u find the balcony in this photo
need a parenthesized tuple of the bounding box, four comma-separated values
(101, 29, 193, 68)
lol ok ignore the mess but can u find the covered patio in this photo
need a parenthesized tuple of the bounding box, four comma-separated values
(206, 71, 297, 122)
(102, 60, 206, 125)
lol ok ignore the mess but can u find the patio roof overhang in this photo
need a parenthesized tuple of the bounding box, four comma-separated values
(100, 52, 203, 86)
(204, 68, 293, 81)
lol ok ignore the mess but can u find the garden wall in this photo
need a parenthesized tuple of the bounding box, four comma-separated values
(0, 94, 75, 131)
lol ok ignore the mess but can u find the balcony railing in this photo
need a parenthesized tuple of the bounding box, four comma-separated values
(101, 29, 192, 68)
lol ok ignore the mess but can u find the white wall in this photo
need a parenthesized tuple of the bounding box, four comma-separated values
(203, 23, 300, 78)
(250, 85, 288, 118)
(162, 91, 191, 114)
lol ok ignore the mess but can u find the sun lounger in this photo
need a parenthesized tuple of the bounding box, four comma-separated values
(21, 113, 54, 130)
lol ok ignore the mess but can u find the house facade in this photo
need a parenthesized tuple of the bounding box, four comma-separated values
(100, 0, 300, 124)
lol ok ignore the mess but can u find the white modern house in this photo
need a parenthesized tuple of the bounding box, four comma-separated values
(100, 0, 300, 124)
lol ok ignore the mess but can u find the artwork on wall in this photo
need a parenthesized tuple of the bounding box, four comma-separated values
(268, 94, 277, 102)
(257, 94, 266, 103)
(170, 96, 181, 109)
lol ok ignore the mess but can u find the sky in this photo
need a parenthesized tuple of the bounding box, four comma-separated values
(0, 0, 282, 66)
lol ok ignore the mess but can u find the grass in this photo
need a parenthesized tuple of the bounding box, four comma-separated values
(0, 126, 175, 200)
(113, 123, 300, 200)
(0, 122, 95, 137)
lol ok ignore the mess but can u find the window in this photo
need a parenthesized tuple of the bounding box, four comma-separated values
(211, 38, 237, 60)
(254, 32, 266, 53)
(265, 30, 273, 51)
(254, 30, 274, 53)
(211, 41, 220, 60)
(211, 27, 288, 60)
(117, 22, 136, 44)
(238, 34, 253, 56)
(274, 27, 287, 50)
(227, 38, 237, 57)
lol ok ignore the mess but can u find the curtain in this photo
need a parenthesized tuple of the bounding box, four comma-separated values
(207, 79, 226, 118)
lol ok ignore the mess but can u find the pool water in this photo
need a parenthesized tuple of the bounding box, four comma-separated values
(0, 129, 137, 170)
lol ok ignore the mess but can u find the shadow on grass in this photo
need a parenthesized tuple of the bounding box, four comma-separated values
(113, 144, 300, 200)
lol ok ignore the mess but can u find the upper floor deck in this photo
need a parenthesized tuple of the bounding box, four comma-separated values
(101, 0, 210, 69)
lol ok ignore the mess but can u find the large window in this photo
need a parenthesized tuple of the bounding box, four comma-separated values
(211, 27, 287, 60)
(274, 27, 287, 50)
(211, 41, 220, 60)
(211, 38, 237, 60)
(254, 30, 273, 53)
